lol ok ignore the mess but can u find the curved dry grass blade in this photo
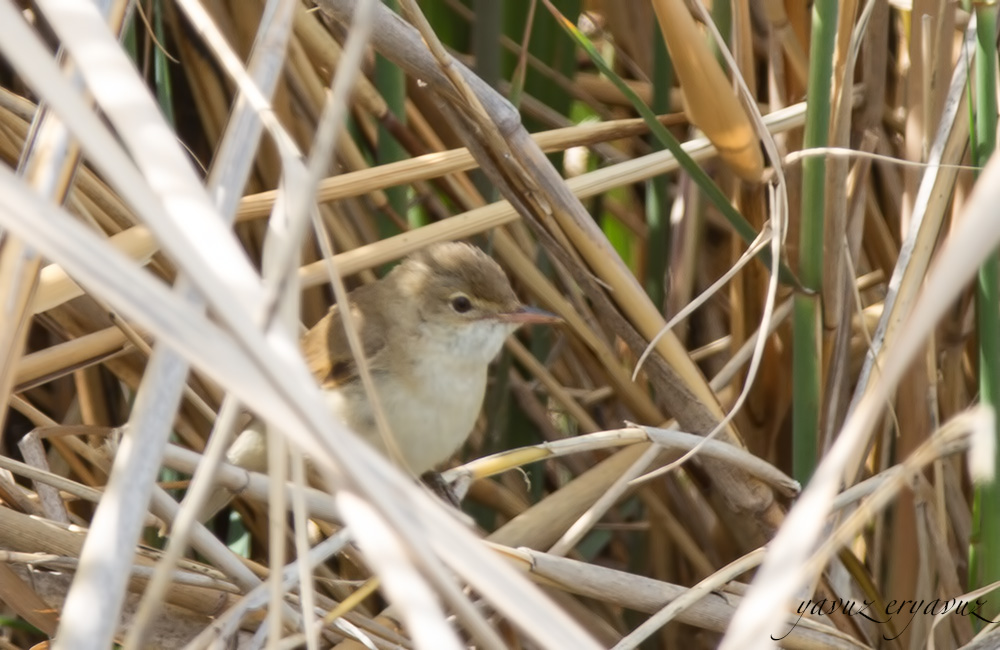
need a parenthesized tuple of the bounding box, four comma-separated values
(182, 530, 352, 648)
(0, 173, 296, 439)
(0, 506, 242, 620)
(504, 547, 869, 649)
(312, 7, 783, 556)
(1, 166, 602, 647)
(614, 550, 768, 649)
(633, 228, 771, 380)
(6, 2, 263, 316)
(847, 17, 976, 437)
(0, 452, 104, 509)
(721, 135, 1000, 646)
(543, 0, 791, 283)
(446, 426, 798, 497)
(160, 444, 340, 521)
(235, 114, 686, 221)
(127, 400, 258, 648)
(649, 0, 763, 181)
(548, 444, 661, 556)
(32, 227, 158, 314)
(0, 165, 324, 639)
(26, 96, 811, 317)
(30, 0, 304, 644)
(0, 0, 126, 438)
(0, 563, 60, 637)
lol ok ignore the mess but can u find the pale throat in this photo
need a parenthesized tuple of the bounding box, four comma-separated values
(419, 319, 519, 364)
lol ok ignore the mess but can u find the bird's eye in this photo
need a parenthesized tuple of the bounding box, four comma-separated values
(451, 294, 473, 313)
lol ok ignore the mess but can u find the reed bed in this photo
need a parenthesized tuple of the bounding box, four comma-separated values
(0, 1, 998, 649)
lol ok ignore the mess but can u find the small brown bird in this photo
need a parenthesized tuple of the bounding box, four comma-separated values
(221, 242, 559, 488)
(301, 241, 558, 473)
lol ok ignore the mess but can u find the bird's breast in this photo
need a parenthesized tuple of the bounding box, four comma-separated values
(326, 358, 489, 474)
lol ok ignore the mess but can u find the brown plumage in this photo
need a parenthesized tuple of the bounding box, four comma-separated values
(303, 242, 519, 389)
(295, 241, 558, 473)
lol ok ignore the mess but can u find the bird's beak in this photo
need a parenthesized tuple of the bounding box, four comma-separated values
(497, 305, 562, 325)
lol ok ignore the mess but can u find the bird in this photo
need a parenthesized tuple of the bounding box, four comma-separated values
(300, 241, 559, 473)
(209, 241, 559, 516)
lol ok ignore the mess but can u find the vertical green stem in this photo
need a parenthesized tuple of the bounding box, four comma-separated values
(793, 0, 838, 483)
(153, 0, 174, 126)
(971, 0, 1000, 617)
(709, 0, 732, 67)
(375, 0, 408, 232)
(645, 28, 673, 310)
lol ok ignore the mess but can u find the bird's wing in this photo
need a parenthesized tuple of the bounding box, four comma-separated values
(301, 286, 388, 390)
